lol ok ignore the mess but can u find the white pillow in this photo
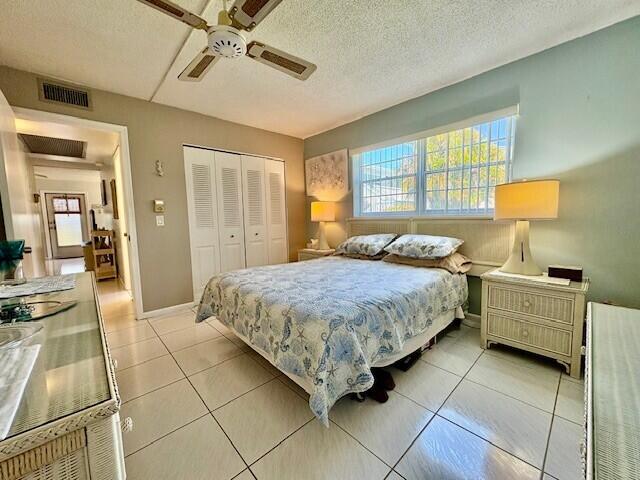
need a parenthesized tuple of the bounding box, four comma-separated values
(384, 234, 463, 259)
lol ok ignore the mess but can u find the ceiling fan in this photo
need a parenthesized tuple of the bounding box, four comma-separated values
(137, 0, 317, 81)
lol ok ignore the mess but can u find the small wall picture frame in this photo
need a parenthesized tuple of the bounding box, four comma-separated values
(305, 149, 349, 200)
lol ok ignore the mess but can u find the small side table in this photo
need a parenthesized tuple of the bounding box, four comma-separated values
(481, 268, 589, 378)
(297, 248, 335, 261)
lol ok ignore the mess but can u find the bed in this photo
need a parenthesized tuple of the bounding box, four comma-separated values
(195, 256, 468, 425)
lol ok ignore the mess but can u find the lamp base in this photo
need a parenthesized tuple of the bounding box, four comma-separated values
(499, 220, 543, 276)
(317, 221, 330, 250)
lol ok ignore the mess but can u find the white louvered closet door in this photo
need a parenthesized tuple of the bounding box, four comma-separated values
(184, 146, 221, 301)
(265, 159, 288, 264)
(241, 155, 269, 267)
(214, 151, 246, 272)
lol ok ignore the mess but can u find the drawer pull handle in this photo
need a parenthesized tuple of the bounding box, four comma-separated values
(523, 300, 531, 308)
(522, 329, 529, 338)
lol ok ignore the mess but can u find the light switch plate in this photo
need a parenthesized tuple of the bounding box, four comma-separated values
(156, 215, 165, 227)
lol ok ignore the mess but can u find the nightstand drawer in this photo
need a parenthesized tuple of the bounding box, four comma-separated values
(487, 312, 572, 356)
(487, 284, 574, 325)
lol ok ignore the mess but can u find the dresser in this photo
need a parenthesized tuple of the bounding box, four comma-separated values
(297, 248, 335, 261)
(585, 302, 640, 479)
(0, 272, 125, 480)
(480, 269, 589, 378)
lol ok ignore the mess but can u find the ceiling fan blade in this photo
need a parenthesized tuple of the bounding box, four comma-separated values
(228, 0, 282, 31)
(246, 41, 316, 80)
(178, 48, 219, 81)
(136, 0, 209, 30)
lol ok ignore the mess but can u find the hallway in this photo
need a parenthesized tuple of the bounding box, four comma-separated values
(45, 256, 137, 330)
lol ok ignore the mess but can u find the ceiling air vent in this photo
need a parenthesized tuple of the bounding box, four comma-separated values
(37, 78, 92, 110)
(19, 134, 87, 159)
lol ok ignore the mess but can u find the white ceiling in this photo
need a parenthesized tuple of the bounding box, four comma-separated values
(1, 1, 639, 138)
(33, 165, 102, 182)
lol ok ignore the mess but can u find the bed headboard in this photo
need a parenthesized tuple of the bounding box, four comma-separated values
(346, 217, 514, 276)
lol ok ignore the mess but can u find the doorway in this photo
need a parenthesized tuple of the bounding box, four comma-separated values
(10, 106, 144, 318)
(44, 192, 89, 258)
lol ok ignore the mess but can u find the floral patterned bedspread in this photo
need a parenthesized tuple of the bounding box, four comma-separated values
(196, 256, 468, 425)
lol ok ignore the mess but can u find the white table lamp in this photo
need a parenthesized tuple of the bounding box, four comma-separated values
(494, 179, 559, 276)
(311, 201, 335, 250)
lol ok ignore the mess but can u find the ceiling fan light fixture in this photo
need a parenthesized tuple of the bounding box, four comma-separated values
(207, 26, 247, 58)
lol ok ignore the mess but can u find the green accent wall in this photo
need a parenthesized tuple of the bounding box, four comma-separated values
(304, 16, 640, 310)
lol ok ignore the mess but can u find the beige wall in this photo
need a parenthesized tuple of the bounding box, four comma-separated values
(0, 66, 305, 312)
(34, 169, 103, 208)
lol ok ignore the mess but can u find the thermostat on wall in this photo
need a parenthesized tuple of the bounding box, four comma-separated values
(153, 199, 165, 213)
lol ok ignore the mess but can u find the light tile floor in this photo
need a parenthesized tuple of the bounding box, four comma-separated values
(98, 283, 585, 480)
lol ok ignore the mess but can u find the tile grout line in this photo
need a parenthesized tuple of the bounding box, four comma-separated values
(112, 320, 228, 373)
(120, 374, 186, 405)
(411, 346, 550, 474)
(539, 373, 563, 480)
(149, 318, 255, 476)
(328, 418, 400, 470)
(324, 327, 477, 478)
(209, 369, 280, 413)
(246, 417, 317, 469)
(123, 412, 211, 458)
(388, 346, 479, 476)
(115, 314, 562, 478)
(158, 323, 224, 354)
(462, 375, 560, 416)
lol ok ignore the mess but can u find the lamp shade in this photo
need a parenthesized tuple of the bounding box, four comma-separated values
(311, 201, 335, 222)
(494, 180, 559, 220)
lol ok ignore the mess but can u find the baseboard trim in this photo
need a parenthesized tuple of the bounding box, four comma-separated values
(139, 301, 195, 320)
(462, 312, 481, 328)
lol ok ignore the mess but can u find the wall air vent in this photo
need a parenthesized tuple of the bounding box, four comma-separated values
(37, 78, 92, 110)
(19, 134, 87, 159)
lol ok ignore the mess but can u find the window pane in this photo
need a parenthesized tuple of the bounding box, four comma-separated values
(354, 113, 515, 217)
(54, 213, 83, 246)
(423, 115, 514, 215)
(53, 198, 67, 212)
(67, 198, 81, 212)
(356, 140, 418, 215)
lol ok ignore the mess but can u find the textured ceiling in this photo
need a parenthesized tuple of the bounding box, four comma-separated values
(1, 1, 639, 138)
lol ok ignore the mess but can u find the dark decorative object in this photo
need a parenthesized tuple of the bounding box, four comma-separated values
(110, 179, 119, 219)
(101, 179, 107, 205)
(548, 265, 583, 282)
(0, 240, 25, 261)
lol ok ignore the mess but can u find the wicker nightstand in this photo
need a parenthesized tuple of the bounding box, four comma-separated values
(481, 269, 589, 378)
(297, 248, 335, 261)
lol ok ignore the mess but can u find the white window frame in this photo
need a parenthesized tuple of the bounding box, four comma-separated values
(352, 106, 518, 218)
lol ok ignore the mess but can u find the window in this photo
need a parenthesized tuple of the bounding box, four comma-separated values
(353, 110, 516, 217)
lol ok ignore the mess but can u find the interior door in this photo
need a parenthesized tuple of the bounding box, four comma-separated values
(214, 151, 246, 272)
(265, 159, 288, 264)
(184, 146, 221, 301)
(45, 193, 88, 259)
(241, 155, 268, 267)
